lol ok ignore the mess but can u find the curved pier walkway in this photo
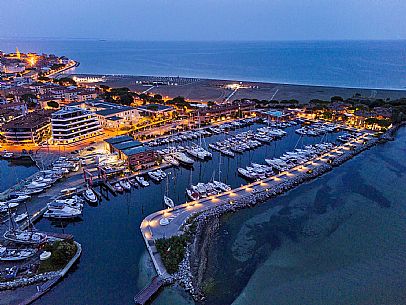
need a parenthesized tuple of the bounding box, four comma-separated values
(140, 132, 374, 278)
(133, 276, 164, 305)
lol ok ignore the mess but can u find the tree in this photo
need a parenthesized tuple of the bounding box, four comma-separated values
(99, 84, 110, 92)
(365, 117, 391, 128)
(173, 96, 186, 104)
(153, 94, 163, 100)
(56, 77, 77, 87)
(322, 111, 333, 120)
(331, 96, 343, 102)
(47, 101, 59, 108)
(207, 101, 216, 107)
(369, 99, 386, 108)
(21, 93, 38, 109)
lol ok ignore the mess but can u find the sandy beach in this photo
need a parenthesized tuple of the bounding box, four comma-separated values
(73, 74, 406, 102)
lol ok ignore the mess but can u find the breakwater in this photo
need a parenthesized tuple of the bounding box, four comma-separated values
(168, 129, 391, 301)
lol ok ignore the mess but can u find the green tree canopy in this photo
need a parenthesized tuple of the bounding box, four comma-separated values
(47, 101, 59, 108)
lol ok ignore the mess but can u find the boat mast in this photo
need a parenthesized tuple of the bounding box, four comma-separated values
(218, 153, 222, 182)
(165, 172, 171, 197)
(23, 201, 31, 227)
(198, 111, 202, 147)
(189, 167, 193, 187)
(6, 205, 16, 235)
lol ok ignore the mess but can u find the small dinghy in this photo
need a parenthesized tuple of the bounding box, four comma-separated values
(164, 196, 175, 208)
(40, 251, 52, 261)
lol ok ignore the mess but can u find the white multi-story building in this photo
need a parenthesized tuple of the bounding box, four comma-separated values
(71, 99, 140, 129)
(51, 106, 101, 144)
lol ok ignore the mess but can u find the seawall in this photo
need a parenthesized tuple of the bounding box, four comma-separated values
(175, 126, 400, 301)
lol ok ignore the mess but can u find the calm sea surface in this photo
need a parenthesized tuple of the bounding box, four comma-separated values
(1, 39, 406, 89)
(0, 159, 37, 192)
(203, 128, 406, 305)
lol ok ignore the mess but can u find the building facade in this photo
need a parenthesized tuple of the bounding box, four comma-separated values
(104, 135, 158, 170)
(51, 106, 101, 144)
(1, 111, 51, 144)
(73, 99, 140, 129)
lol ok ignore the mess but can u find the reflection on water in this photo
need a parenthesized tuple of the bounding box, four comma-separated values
(0, 160, 38, 192)
(31, 124, 340, 305)
(203, 128, 406, 305)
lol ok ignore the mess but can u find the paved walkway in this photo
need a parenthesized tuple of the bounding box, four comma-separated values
(140, 132, 373, 277)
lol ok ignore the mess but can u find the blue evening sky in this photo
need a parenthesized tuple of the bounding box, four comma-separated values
(1, 0, 405, 40)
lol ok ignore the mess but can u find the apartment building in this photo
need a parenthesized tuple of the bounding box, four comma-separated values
(51, 106, 101, 144)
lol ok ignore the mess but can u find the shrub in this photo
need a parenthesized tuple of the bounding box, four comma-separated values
(155, 235, 189, 274)
(38, 239, 77, 273)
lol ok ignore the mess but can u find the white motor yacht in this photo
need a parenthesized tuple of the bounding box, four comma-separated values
(0, 202, 19, 212)
(114, 183, 124, 193)
(213, 180, 231, 192)
(173, 152, 194, 166)
(119, 180, 132, 191)
(8, 195, 30, 203)
(163, 155, 180, 166)
(129, 178, 139, 188)
(237, 168, 257, 180)
(136, 176, 150, 187)
(186, 189, 200, 201)
(44, 202, 82, 219)
(40, 251, 52, 261)
(148, 171, 163, 182)
(83, 188, 98, 203)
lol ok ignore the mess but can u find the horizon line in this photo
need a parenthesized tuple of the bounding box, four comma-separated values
(1, 37, 406, 43)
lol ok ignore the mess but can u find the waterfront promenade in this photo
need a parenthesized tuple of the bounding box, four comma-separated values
(140, 132, 373, 278)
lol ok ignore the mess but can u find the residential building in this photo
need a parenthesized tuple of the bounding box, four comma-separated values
(51, 106, 101, 144)
(73, 99, 140, 129)
(137, 104, 174, 119)
(191, 100, 255, 125)
(1, 111, 51, 144)
(76, 90, 98, 102)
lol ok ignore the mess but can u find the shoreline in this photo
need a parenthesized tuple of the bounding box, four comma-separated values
(178, 124, 402, 302)
(139, 124, 402, 303)
(72, 73, 406, 102)
(75, 72, 406, 92)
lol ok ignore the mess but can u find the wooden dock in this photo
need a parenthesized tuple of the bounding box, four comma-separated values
(134, 276, 165, 305)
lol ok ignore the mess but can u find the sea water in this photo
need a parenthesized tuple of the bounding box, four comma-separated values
(1, 39, 406, 89)
(203, 128, 406, 305)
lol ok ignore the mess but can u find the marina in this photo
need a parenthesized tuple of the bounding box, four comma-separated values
(139, 129, 376, 283)
(0, 11, 404, 302)
(0, 116, 358, 304)
(0, 46, 404, 304)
